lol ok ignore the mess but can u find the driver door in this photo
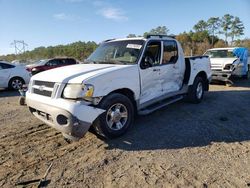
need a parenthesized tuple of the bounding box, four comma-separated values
(139, 41, 162, 105)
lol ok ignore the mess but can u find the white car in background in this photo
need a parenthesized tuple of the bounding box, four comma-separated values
(0, 61, 31, 90)
(205, 47, 250, 79)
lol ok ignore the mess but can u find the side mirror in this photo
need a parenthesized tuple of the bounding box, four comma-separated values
(141, 56, 153, 69)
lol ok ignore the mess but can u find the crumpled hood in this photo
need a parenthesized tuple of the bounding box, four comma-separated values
(210, 58, 238, 70)
(31, 64, 134, 83)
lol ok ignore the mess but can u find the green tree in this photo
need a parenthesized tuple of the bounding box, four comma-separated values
(191, 31, 210, 43)
(143, 26, 169, 37)
(0, 41, 98, 62)
(229, 16, 244, 43)
(214, 39, 227, 48)
(221, 14, 234, 44)
(193, 20, 208, 32)
(176, 32, 192, 55)
(234, 38, 250, 49)
(127, 34, 137, 38)
(207, 17, 221, 46)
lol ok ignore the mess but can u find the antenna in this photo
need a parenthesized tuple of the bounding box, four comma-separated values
(10, 40, 28, 54)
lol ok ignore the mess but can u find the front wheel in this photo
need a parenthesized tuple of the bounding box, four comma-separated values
(187, 77, 205, 104)
(93, 93, 134, 139)
(18, 96, 26, 106)
(8, 77, 24, 90)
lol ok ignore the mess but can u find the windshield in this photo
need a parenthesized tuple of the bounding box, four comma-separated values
(86, 40, 145, 64)
(205, 50, 236, 58)
(35, 59, 48, 65)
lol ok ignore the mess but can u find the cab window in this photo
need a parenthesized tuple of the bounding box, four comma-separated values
(141, 41, 161, 69)
(162, 41, 178, 64)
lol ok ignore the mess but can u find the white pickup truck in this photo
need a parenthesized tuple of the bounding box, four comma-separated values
(205, 47, 250, 82)
(26, 35, 211, 140)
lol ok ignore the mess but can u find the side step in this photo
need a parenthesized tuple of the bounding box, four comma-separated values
(138, 95, 184, 115)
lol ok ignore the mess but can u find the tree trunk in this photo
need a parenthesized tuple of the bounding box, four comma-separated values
(225, 31, 228, 46)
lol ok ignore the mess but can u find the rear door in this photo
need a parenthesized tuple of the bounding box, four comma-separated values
(0, 63, 14, 87)
(139, 40, 163, 105)
(160, 40, 184, 93)
(64, 58, 77, 65)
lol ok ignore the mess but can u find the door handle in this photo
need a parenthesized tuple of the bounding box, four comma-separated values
(153, 68, 160, 72)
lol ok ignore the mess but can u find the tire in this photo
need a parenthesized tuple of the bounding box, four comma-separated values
(93, 93, 134, 139)
(8, 77, 24, 90)
(18, 96, 26, 106)
(187, 76, 205, 104)
(243, 65, 250, 80)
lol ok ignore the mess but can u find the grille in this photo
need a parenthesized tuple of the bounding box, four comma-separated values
(34, 80, 55, 88)
(32, 81, 55, 97)
(211, 65, 222, 71)
(33, 88, 52, 97)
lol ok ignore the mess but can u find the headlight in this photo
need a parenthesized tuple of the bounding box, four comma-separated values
(63, 83, 94, 99)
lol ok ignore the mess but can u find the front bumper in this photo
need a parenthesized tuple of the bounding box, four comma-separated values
(212, 70, 232, 82)
(26, 93, 105, 139)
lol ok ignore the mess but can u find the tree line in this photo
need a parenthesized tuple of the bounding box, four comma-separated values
(1, 41, 98, 63)
(127, 14, 247, 56)
(0, 14, 248, 62)
(193, 14, 244, 45)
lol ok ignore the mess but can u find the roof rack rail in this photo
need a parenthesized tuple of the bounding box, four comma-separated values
(103, 38, 116, 42)
(146, 34, 176, 39)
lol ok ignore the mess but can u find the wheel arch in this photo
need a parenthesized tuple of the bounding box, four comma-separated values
(108, 88, 137, 112)
(194, 71, 209, 91)
(92, 88, 136, 138)
(188, 71, 209, 91)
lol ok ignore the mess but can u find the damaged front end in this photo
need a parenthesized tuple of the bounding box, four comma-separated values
(212, 47, 249, 85)
(26, 81, 105, 140)
(27, 97, 105, 140)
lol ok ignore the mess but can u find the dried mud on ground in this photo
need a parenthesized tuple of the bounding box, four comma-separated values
(0, 80, 250, 187)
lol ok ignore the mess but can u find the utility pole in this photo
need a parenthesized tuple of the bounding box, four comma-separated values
(10, 40, 28, 54)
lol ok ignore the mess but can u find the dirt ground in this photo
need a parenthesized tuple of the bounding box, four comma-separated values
(0, 79, 250, 188)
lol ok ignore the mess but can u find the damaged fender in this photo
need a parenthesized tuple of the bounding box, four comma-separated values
(26, 93, 105, 139)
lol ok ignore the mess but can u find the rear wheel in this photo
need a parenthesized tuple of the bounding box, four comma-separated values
(8, 77, 24, 90)
(93, 93, 134, 139)
(187, 77, 205, 103)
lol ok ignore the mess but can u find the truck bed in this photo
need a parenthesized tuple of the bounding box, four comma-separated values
(184, 55, 210, 84)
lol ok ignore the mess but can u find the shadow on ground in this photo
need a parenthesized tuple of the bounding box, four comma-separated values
(102, 83, 250, 151)
(0, 89, 19, 98)
(211, 77, 250, 88)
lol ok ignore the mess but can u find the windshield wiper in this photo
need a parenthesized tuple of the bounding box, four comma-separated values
(85, 59, 129, 65)
(96, 60, 127, 65)
(84, 60, 97, 64)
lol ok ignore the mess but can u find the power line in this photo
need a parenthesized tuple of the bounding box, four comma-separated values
(10, 40, 28, 55)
